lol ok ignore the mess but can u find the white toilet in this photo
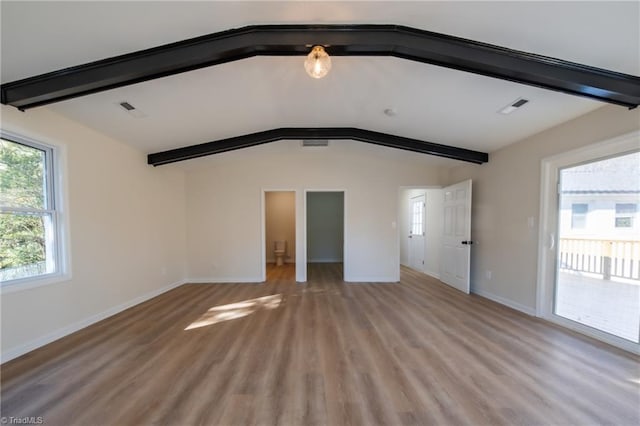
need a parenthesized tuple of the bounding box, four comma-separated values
(274, 240, 287, 266)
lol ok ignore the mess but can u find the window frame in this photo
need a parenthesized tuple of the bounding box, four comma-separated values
(0, 130, 70, 292)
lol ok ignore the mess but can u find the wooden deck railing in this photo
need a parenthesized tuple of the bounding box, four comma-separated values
(559, 238, 640, 280)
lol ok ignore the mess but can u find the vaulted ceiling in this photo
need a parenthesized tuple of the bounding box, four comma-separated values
(2, 1, 639, 168)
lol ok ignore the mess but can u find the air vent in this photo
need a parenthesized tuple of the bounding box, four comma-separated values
(302, 139, 329, 147)
(118, 101, 146, 118)
(499, 98, 529, 115)
(119, 101, 135, 111)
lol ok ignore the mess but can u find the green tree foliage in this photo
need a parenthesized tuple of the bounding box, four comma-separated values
(0, 139, 46, 270)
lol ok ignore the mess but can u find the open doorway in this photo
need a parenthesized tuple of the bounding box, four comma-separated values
(306, 191, 345, 280)
(264, 191, 296, 281)
(398, 188, 443, 279)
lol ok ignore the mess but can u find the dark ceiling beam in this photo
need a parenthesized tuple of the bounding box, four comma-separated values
(146, 127, 489, 166)
(2, 25, 639, 110)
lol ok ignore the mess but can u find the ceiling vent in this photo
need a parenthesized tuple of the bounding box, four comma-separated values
(118, 101, 146, 118)
(119, 101, 135, 111)
(499, 98, 529, 115)
(302, 139, 329, 147)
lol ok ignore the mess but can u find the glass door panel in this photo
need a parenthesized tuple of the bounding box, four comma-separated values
(555, 151, 640, 343)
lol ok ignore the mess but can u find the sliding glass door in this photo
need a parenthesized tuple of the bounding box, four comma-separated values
(538, 132, 639, 353)
(555, 151, 639, 343)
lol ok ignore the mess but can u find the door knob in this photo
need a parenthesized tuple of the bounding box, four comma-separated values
(461, 240, 473, 245)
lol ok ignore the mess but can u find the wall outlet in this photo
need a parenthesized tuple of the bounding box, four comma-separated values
(485, 270, 492, 280)
(160, 266, 167, 276)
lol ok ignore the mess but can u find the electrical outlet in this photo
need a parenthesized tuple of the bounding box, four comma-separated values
(485, 270, 492, 280)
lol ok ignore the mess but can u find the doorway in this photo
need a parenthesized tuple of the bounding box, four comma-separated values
(555, 152, 639, 342)
(264, 191, 296, 281)
(398, 188, 444, 279)
(306, 191, 345, 279)
(538, 131, 639, 353)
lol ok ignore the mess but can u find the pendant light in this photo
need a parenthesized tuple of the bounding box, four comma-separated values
(304, 46, 331, 79)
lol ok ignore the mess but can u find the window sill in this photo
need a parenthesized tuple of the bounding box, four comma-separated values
(0, 272, 72, 294)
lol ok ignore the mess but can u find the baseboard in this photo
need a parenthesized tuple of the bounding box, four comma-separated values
(423, 270, 440, 279)
(1, 279, 186, 364)
(345, 276, 399, 283)
(400, 265, 440, 280)
(187, 277, 263, 284)
(472, 289, 536, 316)
(308, 258, 343, 263)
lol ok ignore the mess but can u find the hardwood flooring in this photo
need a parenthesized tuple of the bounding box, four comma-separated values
(1, 264, 639, 425)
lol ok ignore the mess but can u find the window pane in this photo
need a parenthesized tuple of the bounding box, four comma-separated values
(572, 203, 588, 214)
(571, 203, 588, 228)
(616, 203, 637, 214)
(0, 212, 56, 281)
(615, 217, 633, 228)
(411, 200, 424, 235)
(0, 138, 46, 209)
(556, 151, 640, 343)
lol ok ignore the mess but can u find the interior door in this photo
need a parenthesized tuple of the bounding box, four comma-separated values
(408, 194, 425, 271)
(441, 180, 472, 293)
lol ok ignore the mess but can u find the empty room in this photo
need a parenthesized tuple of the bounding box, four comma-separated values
(1, 1, 639, 425)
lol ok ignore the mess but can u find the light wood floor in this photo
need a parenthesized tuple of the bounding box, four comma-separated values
(2, 264, 639, 425)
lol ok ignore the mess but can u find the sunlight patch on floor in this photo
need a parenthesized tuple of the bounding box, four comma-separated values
(185, 294, 283, 330)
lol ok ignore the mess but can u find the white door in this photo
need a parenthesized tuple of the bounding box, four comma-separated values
(441, 180, 472, 293)
(408, 194, 425, 271)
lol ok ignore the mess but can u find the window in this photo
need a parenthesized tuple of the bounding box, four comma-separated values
(615, 203, 637, 228)
(1, 132, 63, 285)
(411, 198, 424, 235)
(571, 203, 588, 229)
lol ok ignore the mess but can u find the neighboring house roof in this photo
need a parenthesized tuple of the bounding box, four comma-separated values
(561, 151, 640, 194)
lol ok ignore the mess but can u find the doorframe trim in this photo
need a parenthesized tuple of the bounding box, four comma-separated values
(536, 130, 640, 353)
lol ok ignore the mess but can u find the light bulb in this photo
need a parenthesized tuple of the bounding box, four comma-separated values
(304, 46, 331, 79)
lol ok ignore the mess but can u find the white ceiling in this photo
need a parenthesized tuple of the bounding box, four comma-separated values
(2, 1, 639, 165)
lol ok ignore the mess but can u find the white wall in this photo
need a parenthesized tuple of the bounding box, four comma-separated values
(0, 106, 187, 362)
(265, 191, 296, 263)
(448, 105, 640, 314)
(399, 188, 443, 278)
(185, 140, 446, 282)
(307, 192, 344, 263)
(559, 193, 640, 240)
